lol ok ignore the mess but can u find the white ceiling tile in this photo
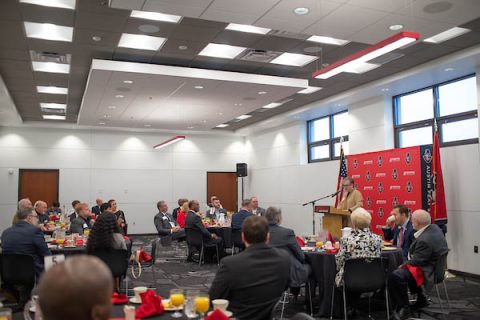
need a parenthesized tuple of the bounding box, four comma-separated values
(111, 0, 145, 10)
(347, 0, 408, 13)
(208, 0, 278, 16)
(200, 9, 259, 25)
(142, 0, 213, 18)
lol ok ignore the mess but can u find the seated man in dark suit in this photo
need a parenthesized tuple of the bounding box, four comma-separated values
(231, 199, 253, 230)
(185, 200, 223, 261)
(205, 197, 227, 222)
(265, 206, 310, 294)
(91, 198, 103, 216)
(210, 216, 290, 320)
(34, 200, 50, 225)
(68, 200, 81, 221)
(389, 210, 449, 320)
(382, 204, 415, 262)
(70, 203, 92, 235)
(154, 200, 186, 246)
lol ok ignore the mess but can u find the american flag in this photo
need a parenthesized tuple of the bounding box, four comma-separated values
(334, 145, 348, 207)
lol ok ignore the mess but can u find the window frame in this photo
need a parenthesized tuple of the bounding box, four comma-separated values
(307, 110, 349, 163)
(393, 74, 478, 148)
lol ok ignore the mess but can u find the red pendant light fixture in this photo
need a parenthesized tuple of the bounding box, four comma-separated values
(153, 136, 185, 149)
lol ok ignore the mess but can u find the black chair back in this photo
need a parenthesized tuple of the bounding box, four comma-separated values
(89, 250, 129, 278)
(433, 252, 448, 284)
(0, 254, 36, 287)
(185, 228, 204, 248)
(291, 312, 316, 320)
(344, 257, 387, 293)
(150, 239, 158, 264)
(231, 229, 244, 249)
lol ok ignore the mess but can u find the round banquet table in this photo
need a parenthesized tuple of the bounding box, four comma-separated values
(50, 245, 87, 256)
(111, 305, 187, 319)
(305, 247, 403, 317)
(207, 226, 232, 248)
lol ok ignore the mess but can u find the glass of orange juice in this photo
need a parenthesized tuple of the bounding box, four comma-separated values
(83, 229, 90, 236)
(194, 292, 210, 319)
(169, 288, 185, 318)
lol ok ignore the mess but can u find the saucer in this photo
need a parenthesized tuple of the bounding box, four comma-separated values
(208, 310, 232, 318)
(129, 297, 142, 304)
(162, 299, 183, 311)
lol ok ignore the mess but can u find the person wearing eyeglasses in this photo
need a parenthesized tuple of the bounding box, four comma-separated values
(339, 177, 364, 227)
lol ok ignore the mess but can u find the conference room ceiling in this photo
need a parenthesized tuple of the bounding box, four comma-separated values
(0, 0, 479, 131)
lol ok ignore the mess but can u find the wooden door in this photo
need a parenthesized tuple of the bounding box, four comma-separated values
(207, 172, 237, 212)
(18, 169, 59, 207)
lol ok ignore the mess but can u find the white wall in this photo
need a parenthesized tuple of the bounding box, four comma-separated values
(0, 127, 245, 234)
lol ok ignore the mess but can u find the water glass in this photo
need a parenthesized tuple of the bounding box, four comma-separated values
(184, 289, 199, 319)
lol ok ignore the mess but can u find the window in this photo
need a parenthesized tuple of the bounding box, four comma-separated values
(308, 111, 349, 162)
(394, 75, 478, 148)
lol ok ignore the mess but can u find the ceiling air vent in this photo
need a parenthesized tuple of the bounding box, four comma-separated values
(30, 50, 71, 64)
(238, 49, 282, 63)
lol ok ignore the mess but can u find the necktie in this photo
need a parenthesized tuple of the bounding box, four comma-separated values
(398, 226, 404, 248)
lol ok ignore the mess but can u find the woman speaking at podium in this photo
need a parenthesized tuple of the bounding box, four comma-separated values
(338, 177, 364, 227)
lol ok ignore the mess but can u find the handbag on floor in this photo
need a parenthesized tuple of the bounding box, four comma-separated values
(129, 249, 152, 279)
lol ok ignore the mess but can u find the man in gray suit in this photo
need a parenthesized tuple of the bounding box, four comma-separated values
(154, 200, 185, 246)
(251, 196, 266, 217)
(70, 203, 92, 235)
(389, 210, 448, 320)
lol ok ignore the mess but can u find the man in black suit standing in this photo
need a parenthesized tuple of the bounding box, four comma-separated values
(209, 216, 290, 320)
(91, 198, 103, 216)
(154, 200, 185, 246)
(389, 210, 448, 320)
(185, 200, 223, 260)
(382, 205, 415, 261)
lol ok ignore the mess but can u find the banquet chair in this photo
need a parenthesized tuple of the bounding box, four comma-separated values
(130, 239, 158, 290)
(279, 282, 313, 319)
(185, 228, 219, 265)
(291, 312, 315, 320)
(89, 249, 129, 294)
(330, 257, 390, 320)
(0, 254, 36, 307)
(231, 229, 244, 255)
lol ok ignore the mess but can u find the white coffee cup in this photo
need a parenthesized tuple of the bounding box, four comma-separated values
(133, 286, 147, 300)
(212, 299, 229, 312)
(342, 227, 352, 238)
(325, 241, 333, 249)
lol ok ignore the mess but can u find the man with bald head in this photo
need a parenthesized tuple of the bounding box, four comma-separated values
(12, 198, 33, 225)
(34, 200, 50, 225)
(389, 210, 448, 320)
(38, 255, 113, 320)
(92, 198, 103, 216)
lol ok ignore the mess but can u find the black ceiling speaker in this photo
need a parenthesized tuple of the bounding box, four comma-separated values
(236, 163, 247, 177)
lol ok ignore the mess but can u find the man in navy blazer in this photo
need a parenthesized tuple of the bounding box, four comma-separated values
(382, 205, 415, 261)
(231, 199, 253, 230)
(2, 207, 51, 275)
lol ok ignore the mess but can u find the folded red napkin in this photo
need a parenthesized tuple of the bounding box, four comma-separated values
(123, 236, 129, 241)
(135, 290, 164, 319)
(326, 248, 339, 254)
(205, 309, 229, 320)
(138, 250, 152, 263)
(401, 264, 424, 287)
(111, 292, 128, 305)
(296, 236, 305, 247)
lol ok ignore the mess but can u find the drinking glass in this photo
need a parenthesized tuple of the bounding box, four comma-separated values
(169, 289, 185, 318)
(194, 292, 210, 319)
(184, 289, 199, 319)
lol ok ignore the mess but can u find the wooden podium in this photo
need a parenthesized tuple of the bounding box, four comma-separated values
(315, 206, 350, 239)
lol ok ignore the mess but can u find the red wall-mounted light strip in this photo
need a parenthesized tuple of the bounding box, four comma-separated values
(153, 135, 186, 149)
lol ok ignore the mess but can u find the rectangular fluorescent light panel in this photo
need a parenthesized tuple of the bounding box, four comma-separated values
(423, 27, 471, 44)
(199, 43, 247, 59)
(43, 115, 66, 120)
(37, 86, 68, 95)
(19, 0, 76, 10)
(118, 33, 167, 51)
(32, 61, 70, 74)
(236, 115, 252, 120)
(262, 102, 282, 109)
(216, 124, 229, 128)
(24, 22, 73, 42)
(270, 52, 318, 67)
(40, 103, 67, 110)
(297, 86, 322, 94)
(344, 62, 380, 74)
(307, 35, 350, 46)
(130, 10, 182, 23)
(225, 23, 271, 35)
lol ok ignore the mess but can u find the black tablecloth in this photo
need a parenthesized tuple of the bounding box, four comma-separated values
(111, 305, 187, 319)
(305, 248, 403, 316)
(50, 246, 87, 256)
(208, 227, 232, 248)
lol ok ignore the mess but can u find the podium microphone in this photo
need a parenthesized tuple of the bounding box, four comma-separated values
(330, 189, 342, 197)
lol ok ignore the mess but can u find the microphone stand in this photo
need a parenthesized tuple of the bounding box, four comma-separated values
(302, 190, 341, 235)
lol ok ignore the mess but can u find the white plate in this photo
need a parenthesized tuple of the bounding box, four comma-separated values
(162, 299, 184, 311)
(63, 245, 77, 248)
(208, 310, 232, 318)
(129, 297, 142, 304)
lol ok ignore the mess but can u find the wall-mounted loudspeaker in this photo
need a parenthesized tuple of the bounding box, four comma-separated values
(236, 163, 247, 177)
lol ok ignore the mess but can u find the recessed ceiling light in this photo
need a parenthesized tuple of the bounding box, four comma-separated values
(194, 85, 204, 89)
(444, 67, 454, 72)
(24, 22, 73, 42)
(144, 124, 152, 127)
(262, 102, 282, 109)
(234, 103, 242, 107)
(115, 95, 124, 98)
(216, 124, 229, 128)
(92, 35, 102, 42)
(32, 61, 70, 74)
(19, 0, 75, 10)
(381, 88, 390, 92)
(107, 105, 116, 109)
(389, 24, 404, 31)
(270, 52, 318, 67)
(258, 91, 267, 95)
(187, 126, 195, 129)
(199, 43, 247, 59)
(123, 80, 133, 84)
(178, 45, 188, 50)
(130, 10, 182, 23)
(40, 103, 66, 110)
(423, 27, 471, 44)
(138, 24, 161, 33)
(307, 35, 350, 46)
(43, 115, 66, 120)
(99, 122, 106, 125)
(297, 86, 322, 94)
(217, 112, 223, 115)
(225, 23, 271, 35)
(294, 7, 309, 15)
(36, 86, 68, 95)
(103, 114, 112, 118)
(118, 33, 167, 51)
(236, 114, 252, 120)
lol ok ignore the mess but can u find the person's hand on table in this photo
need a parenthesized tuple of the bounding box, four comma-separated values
(211, 233, 218, 240)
